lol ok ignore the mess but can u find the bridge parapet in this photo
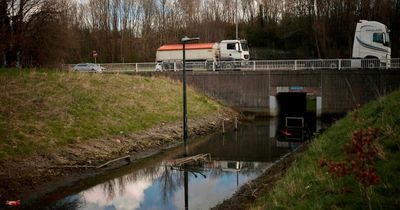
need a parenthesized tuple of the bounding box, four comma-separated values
(62, 58, 400, 72)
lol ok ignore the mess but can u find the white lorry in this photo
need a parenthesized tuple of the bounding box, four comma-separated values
(155, 40, 250, 71)
(352, 20, 391, 68)
(153, 20, 391, 71)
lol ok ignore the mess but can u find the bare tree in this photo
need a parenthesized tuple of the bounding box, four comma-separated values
(1, 0, 399, 67)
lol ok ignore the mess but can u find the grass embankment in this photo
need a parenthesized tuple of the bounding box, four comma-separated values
(0, 69, 221, 160)
(254, 91, 400, 209)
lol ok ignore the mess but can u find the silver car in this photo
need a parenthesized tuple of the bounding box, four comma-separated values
(73, 63, 104, 73)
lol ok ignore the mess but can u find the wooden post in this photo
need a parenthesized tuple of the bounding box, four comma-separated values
(222, 119, 225, 135)
(234, 117, 238, 131)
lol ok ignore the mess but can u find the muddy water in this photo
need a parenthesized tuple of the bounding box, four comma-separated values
(26, 118, 315, 210)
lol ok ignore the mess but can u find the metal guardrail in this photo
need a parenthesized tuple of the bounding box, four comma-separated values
(62, 58, 400, 72)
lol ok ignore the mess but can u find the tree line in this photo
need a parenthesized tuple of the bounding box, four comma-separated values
(1, 0, 399, 67)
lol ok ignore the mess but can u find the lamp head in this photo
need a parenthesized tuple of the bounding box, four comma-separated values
(181, 36, 200, 43)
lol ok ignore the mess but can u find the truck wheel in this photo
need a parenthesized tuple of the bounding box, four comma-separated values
(368, 62, 375, 69)
(223, 63, 234, 71)
(362, 59, 379, 69)
(369, 60, 380, 69)
(163, 64, 171, 71)
(330, 63, 338, 70)
(206, 63, 214, 71)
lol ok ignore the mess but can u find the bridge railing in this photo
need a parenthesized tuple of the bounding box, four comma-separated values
(61, 58, 400, 72)
(101, 62, 158, 72)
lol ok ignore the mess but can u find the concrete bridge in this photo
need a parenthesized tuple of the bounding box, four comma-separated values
(148, 70, 400, 117)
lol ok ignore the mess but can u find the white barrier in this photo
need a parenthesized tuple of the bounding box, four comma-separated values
(62, 58, 400, 72)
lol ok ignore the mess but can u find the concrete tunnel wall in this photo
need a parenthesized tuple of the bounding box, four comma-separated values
(147, 70, 400, 117)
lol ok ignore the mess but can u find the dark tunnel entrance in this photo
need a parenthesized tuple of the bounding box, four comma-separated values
(276, 92, 307, 118)
(276, 92, 316, 141)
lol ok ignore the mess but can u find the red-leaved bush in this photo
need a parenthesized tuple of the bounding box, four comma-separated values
(320, 127, 382, 187)
(319, 112, 386, 209)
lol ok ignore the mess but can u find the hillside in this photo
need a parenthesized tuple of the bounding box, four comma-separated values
(0, 69, 222, 160)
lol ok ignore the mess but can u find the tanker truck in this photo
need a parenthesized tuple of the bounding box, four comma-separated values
(155, 39, 250, 71)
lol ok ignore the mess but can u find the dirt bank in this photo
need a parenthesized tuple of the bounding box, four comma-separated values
(0, 109, 238, 202)
(212, 143, 310, 210)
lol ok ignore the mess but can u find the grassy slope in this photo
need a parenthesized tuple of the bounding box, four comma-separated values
(254, 91, 400, 210)
(0, 69, 221, 159)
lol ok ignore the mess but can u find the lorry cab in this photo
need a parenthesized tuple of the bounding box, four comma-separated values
(352, 20, 391, 66)
(219, 40, 250, 61)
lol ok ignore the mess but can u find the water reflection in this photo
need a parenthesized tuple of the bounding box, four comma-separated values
(38, 162, 269, 210)
(184, 170, 188, 210)
(30, 120, 301, 210)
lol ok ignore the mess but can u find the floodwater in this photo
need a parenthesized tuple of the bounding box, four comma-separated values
(25, 118, 319, 210)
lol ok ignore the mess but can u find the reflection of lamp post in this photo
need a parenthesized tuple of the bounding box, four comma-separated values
(181, 36, 200, 157)
(184, 170, 189, 210)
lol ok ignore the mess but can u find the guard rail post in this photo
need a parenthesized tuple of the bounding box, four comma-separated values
(213, 61, 216, 71)
(386, 59, 389, 70)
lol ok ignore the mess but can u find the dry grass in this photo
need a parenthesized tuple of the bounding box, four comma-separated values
(0, 69, 221, 159)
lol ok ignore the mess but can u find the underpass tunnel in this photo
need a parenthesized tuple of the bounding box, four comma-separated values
(276, 92, 307, 118)
(276, 92, 317, 141)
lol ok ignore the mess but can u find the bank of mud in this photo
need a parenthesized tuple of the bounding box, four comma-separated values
(0, 109, 238, 202)
(212, 143, 310, 210)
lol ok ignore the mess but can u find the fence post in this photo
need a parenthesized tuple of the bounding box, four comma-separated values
(234, 117, 238, 131)
(135, 63, 138, 72)
(174, 62, 177, 72)
(222, 119, 225, 135)
(338, 59, 341, 70)
(294, 60, 298, 70)
(386, 59, 389, 70)
(253, 61, 256, 71)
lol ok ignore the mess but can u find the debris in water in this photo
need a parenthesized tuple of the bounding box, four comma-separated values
(280, 130, 293, 136)
(166, 154, 211, 167)
(6, 200, 21, 206)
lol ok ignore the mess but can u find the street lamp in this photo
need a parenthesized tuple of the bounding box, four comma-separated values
(181, 36, 200, 157)
(235, 0, 238, 40)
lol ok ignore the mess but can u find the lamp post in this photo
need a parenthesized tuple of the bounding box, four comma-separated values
(181, 36, 200, 157)
(235, 0, 238, 40)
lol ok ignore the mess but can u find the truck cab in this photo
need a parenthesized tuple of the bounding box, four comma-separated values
(219, 40, 250, 61)
(352, 20, 391, 67)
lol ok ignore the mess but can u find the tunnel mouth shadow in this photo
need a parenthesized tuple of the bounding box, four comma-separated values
(277, 92, 307, 118)
(276, 92, 317, 141)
